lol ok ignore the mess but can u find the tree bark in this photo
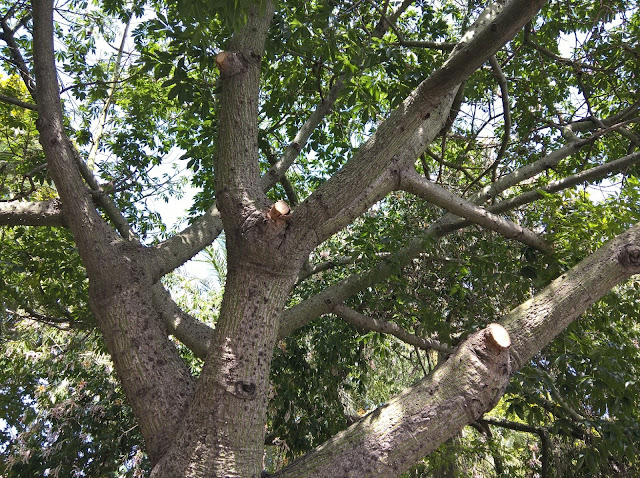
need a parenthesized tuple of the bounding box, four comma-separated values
(271, 324, 512, 477)
(150, 262, 297, 477)
(31, 0, 195, 464)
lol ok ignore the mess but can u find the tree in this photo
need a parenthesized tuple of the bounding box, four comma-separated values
(1, 0, 640, 476)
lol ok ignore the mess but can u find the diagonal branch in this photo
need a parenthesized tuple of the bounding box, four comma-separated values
(289, 0, 548, 251)
(278, 136, 631, 339)
(260, 75, 346, 192)
(491, 150, 640, 213)
(86, 14, 132, 171)
(152, 283, 213, 360)
(1, 11, 36, 97)
(399, 167, 552, 253)
(261, 0, 416, 192)
(523, 22, 598, 72)
(333, 304, 452, 353)
(273, 322, 513, 477)
(151, 206, 224, 279)
(0, 92, 37, 110)
(275, 222, 640, 477)
(504, 226, 640, 370)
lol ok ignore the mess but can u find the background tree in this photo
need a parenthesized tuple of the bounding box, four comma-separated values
(1, 0, 640, 476)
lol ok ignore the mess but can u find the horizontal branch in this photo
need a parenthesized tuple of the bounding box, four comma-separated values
(0, 199, 65, 226)
(0, 92, 37, 110)
(333, 304, 452, 353)
(481, 417, 544, 435)
(491, 150, 640, 213)
(399, 168, 552, 253)
(393, 39, 456, 50)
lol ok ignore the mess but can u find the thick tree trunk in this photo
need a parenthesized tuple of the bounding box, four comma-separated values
(150, 259, 297, 477)
(88, 255, 196, 463)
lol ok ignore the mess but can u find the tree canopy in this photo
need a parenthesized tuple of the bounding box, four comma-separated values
(1, 0, 640, 476)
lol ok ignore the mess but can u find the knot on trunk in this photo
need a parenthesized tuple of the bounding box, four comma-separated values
(234, 380, 257, 399)
(215, 51, 248, 77)
(617, 244, 640, 270)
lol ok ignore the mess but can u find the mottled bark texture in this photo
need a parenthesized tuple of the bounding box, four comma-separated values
(32, 0, 195, 464)
(272, 324, 512, 478)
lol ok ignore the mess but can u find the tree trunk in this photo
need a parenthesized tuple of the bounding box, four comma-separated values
(150, 258, 297, 477)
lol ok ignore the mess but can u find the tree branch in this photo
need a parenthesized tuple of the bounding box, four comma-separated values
(152, 283, 213, 360)
(491, 150, 640, 213)
(333, 304, 453, 353)
(0, 11, 36, 97)
(481, 418, 551, 478)
(260, 75, 346, 193)
(489, 54, 511, 176)
(272, 323, 512, 477)
(289, 0, 548, 250)
(86, 14, 132, 170)
(523, 22, 598, 72)
(505, 224, 640, 370)
(261, 0, 416, 193)
(0, 198, 65, 226)
(393, 39, 456, 50)
(568, 97, 640, 133)
(275, 222, 640, 477)
(278, 131, 631, 339)
(399, 167, 552, 253)
(0, 92, 37, 110)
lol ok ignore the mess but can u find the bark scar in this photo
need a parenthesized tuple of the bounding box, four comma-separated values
(617, 244, 640, 270)
(232, 380, 257, 399)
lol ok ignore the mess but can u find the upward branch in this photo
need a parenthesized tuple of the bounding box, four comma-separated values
(31, 0, 120, 261)
(32, 2, 196, 463)
(214, 3, 275, 230)
(289, 0, 548, 251)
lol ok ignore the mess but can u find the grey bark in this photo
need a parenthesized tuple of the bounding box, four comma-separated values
(0, 198, 65, 226)
(31, 0, 195, 464)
